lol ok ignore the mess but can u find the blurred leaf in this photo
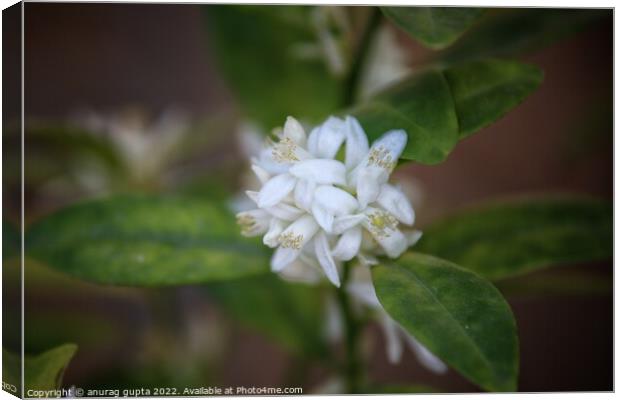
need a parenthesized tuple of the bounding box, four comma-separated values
(3, 220, 19, 259)
(26, 344, 77, 391)
(440, 8, 611, 64)
(4, 344, 78, 393)
(16, 123, 124, 184)
(204, 5, 341, 128)
(416, 198, 612, 281)
(372, 253, 518, 392)
(207, 274, 328, 358)
(382, 7, 484, 49)
(352, 59, 540, 163)
(26, 195, 269, 286)
(444, 59, 543, 139)
(351, 69, 458, 164)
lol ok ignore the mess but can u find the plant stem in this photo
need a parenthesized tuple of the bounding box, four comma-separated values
(337, 262, 363, 393)
(341, 7, 383, 108)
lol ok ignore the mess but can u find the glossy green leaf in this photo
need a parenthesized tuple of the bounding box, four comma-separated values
(351, 69, 459, 164)
(3, 344, 78, 394)
(3, 220, 19, 260)
(440, 8, 611, 64)
(382, 7, 484, 49)
(416, 198, 612, 281)
(444, 59, 543, 138)
(351, 60, 541, 163)
(204, 5, 341, 128)
(25, 195, 270, 286)
(207, 274, 328, 358)
(372, 253, 518, 392)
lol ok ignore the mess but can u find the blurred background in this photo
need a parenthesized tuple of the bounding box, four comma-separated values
(3, 3, 612, 393)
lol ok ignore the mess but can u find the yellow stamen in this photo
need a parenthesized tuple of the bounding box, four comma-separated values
(279, 231, 304, 250)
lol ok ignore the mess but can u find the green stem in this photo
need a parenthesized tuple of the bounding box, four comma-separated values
(337, 262, 363, 393)
(341, 7, 383, 108)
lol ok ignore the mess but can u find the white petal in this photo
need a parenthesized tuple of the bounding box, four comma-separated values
(314, 232, 341, 287)
(283, 116, 307, 146)
(314, 185, 359, 216)
(376, 228, 407, 258)
(253, 148, 289, 175)
(363, 208, 408, 258)
(381, 314, 404, 364)
(377, 184, 415, 225)
(278, 257, 321, 284)
(346, 266, 381, 308)
(294, 179, 316, 212)
(357, 167, 387, 208)
(251, 164, 271, 184)
(236, 209, 270, 237)
(332, 226, 362, 261)
(289, 159, 346, 185)
(307, 127, 320, 155)
(403, 331, 448, 374)
(257, 173, 297, 208)
(344, 116, 369, 170)
(332, 214, 365, 235)
(248, 190, 304, 221)
(263, 219, 286, 248)
(271, 246, 301, 272)
(315, 116, 346, 159)
(279, 214, 319, 250)
(265, 202, 304, 221)
(405, 229, 423, 247)
(369, 129, 407, 166)
(245, 190, 259, 204)
(312, 203, 334, 233)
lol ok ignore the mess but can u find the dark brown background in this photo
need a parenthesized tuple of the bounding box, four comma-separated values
(19, 3, 613, 393)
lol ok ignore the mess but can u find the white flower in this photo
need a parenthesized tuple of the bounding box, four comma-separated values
(347, 266, 447, 372)
(237, 114, 419, 288)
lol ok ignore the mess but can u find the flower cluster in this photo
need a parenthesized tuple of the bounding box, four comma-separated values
(237, 115, 421, 287)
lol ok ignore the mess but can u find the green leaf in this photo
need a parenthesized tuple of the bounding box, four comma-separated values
(351, 69, 459, 164)
(444, 59, 543, 139)
(204, 5, 341, 128)
(207, 274, 328, 358)
(25, 195, 270, 286)
(3, 344, 78, 394)
(12, 122, 124, 184)
(372, 253, 518, 392)
(3, 220, 19, 260)
(351, 60, 541, 163)
(382, 7, 484, 49)
(440, 8, 611, 64)
(25, 344, 78, 391)
(416, 198, 612, 281)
